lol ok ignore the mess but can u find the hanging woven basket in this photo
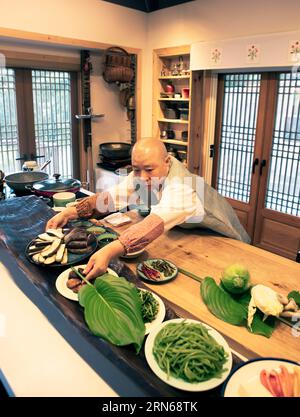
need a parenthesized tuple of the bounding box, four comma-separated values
(103, 46, 134, 84)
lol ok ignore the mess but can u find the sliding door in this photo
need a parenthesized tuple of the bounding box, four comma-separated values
(213, 71, 300, 259)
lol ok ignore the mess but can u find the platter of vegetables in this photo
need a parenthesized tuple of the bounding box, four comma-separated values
(137, 259, 178, 284)
(144, 318, 232, 391)
(25, 227, 98, 267)
(223, 358, 300, 397)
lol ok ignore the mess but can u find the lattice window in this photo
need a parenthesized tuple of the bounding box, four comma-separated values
(217, 73, 261, 202)
(0, 68, 20, 173)
(265, 72, 300, 216)
(32, 70, 73, 177)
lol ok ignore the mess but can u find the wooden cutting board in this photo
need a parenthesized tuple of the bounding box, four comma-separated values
(109, 211, 300, 363)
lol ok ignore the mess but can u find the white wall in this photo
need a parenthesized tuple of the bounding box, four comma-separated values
(90, 53, 132, 168)
(1, 0, 300, 139)
(0, 0, 147, 49)
(0, 0, 146, 171)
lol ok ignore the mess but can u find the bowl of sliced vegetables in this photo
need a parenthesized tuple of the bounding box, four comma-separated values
(136, 258, 178, 284)
(145, 318, 232, 391)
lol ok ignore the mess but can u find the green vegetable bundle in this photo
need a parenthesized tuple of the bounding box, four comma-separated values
(138, 289, 159, 323)
(153, 322, 228, 383)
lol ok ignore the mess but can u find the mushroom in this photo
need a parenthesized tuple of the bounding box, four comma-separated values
(277, 293, 289, 305)
(283, 298, 298, 312)
(279, 310, 300, 318)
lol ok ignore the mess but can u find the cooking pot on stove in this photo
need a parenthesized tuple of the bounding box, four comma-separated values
(99, 142, 132, 160)
(25, 174, 81, 197)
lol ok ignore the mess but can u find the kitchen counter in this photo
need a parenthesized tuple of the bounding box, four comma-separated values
(114, 210, 300, 363)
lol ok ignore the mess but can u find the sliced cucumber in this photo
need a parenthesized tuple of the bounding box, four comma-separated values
(97, 232, 118, 241)
(86, 226, 106, 234)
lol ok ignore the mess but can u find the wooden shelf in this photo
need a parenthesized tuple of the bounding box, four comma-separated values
(159, 75, 190, 80)
(158, 118, 189, 124)
(161, 139, 188, 146)
(158, 98, 190, 102)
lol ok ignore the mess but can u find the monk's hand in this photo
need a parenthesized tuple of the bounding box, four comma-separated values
(83, 240, 125, 281)
(83, 249, 110, 281)
(46, 207, 78, 230)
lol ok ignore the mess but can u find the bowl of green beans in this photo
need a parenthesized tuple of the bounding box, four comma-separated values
(144, 318, 232, 391)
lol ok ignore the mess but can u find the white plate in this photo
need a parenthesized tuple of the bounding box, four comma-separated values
(144, 318, 232, 392)
(222, 358, 300, 397)
(55, 264, 118, 301)
(138, 288, 166, 335)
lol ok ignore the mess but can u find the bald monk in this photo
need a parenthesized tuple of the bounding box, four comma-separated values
(46, 139, 250, 280)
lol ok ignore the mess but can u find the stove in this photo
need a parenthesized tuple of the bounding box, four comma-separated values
(1, 184, 89, 207)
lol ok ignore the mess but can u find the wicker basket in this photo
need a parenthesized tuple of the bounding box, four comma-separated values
(103, 46, 134, 83)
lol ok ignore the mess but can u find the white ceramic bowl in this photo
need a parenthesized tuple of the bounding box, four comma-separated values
(53, 192, 76, 207)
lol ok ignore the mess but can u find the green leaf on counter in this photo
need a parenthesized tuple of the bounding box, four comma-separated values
(78, 273, 145, 353)
(288, 290, 300, 307)
(200, 277, 247, 325)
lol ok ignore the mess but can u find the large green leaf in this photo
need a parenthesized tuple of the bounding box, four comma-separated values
(200, 277, 247, 325)
(78, 273, 145, 353)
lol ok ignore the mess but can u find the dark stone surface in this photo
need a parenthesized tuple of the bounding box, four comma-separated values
(0, 195, 242, 397)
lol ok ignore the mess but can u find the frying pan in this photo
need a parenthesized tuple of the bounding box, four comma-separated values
(4, 171, 49, 194)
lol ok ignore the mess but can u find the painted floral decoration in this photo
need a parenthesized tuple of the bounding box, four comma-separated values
(211, 48, 221, 63)
(290, 41, 300, 57)
(248, 45, 259, 61)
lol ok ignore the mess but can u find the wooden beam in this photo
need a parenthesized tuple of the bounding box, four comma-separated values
(0, 27, 141, 54)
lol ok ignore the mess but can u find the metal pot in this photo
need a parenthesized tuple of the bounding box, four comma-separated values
(4, 171, 49, 194)
(99, 142, 132, 160)
(26, 174, 81, 197)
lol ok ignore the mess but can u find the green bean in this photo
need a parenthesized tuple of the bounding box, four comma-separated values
(152, 322, 228, 383)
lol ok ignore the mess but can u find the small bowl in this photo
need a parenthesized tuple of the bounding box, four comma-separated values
(137, 258, 178, 284)
(138, 205, 151, 217)
(53, 192, 76, 207)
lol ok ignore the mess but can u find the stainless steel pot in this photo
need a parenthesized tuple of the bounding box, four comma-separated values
(4, 171, 49, 194)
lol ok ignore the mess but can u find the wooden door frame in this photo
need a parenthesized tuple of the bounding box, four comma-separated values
(253, 73, 300, 259)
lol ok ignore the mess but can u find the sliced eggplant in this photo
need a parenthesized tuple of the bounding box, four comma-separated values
(38, 254, 46, 264)
(87, 233, 96, 246)
(55, 243, 66, 263)
(46, 228, 64, 239)
(67, 240, 88, 249)
(44, 255, 56, 264)
(61, 248, 68, 265)
(32, 253, 41, 263)
(41, 239, 62, 257)
(63, 228, 87, 244)
(66, 278, 82, 293)
(28, 248, 44, 255)
(68, 245, 93, 254)
(38, 233, 57, 242)
(32, 241, 52, 248)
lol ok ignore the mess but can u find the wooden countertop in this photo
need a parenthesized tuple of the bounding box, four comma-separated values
(107, 211, 300, 363)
